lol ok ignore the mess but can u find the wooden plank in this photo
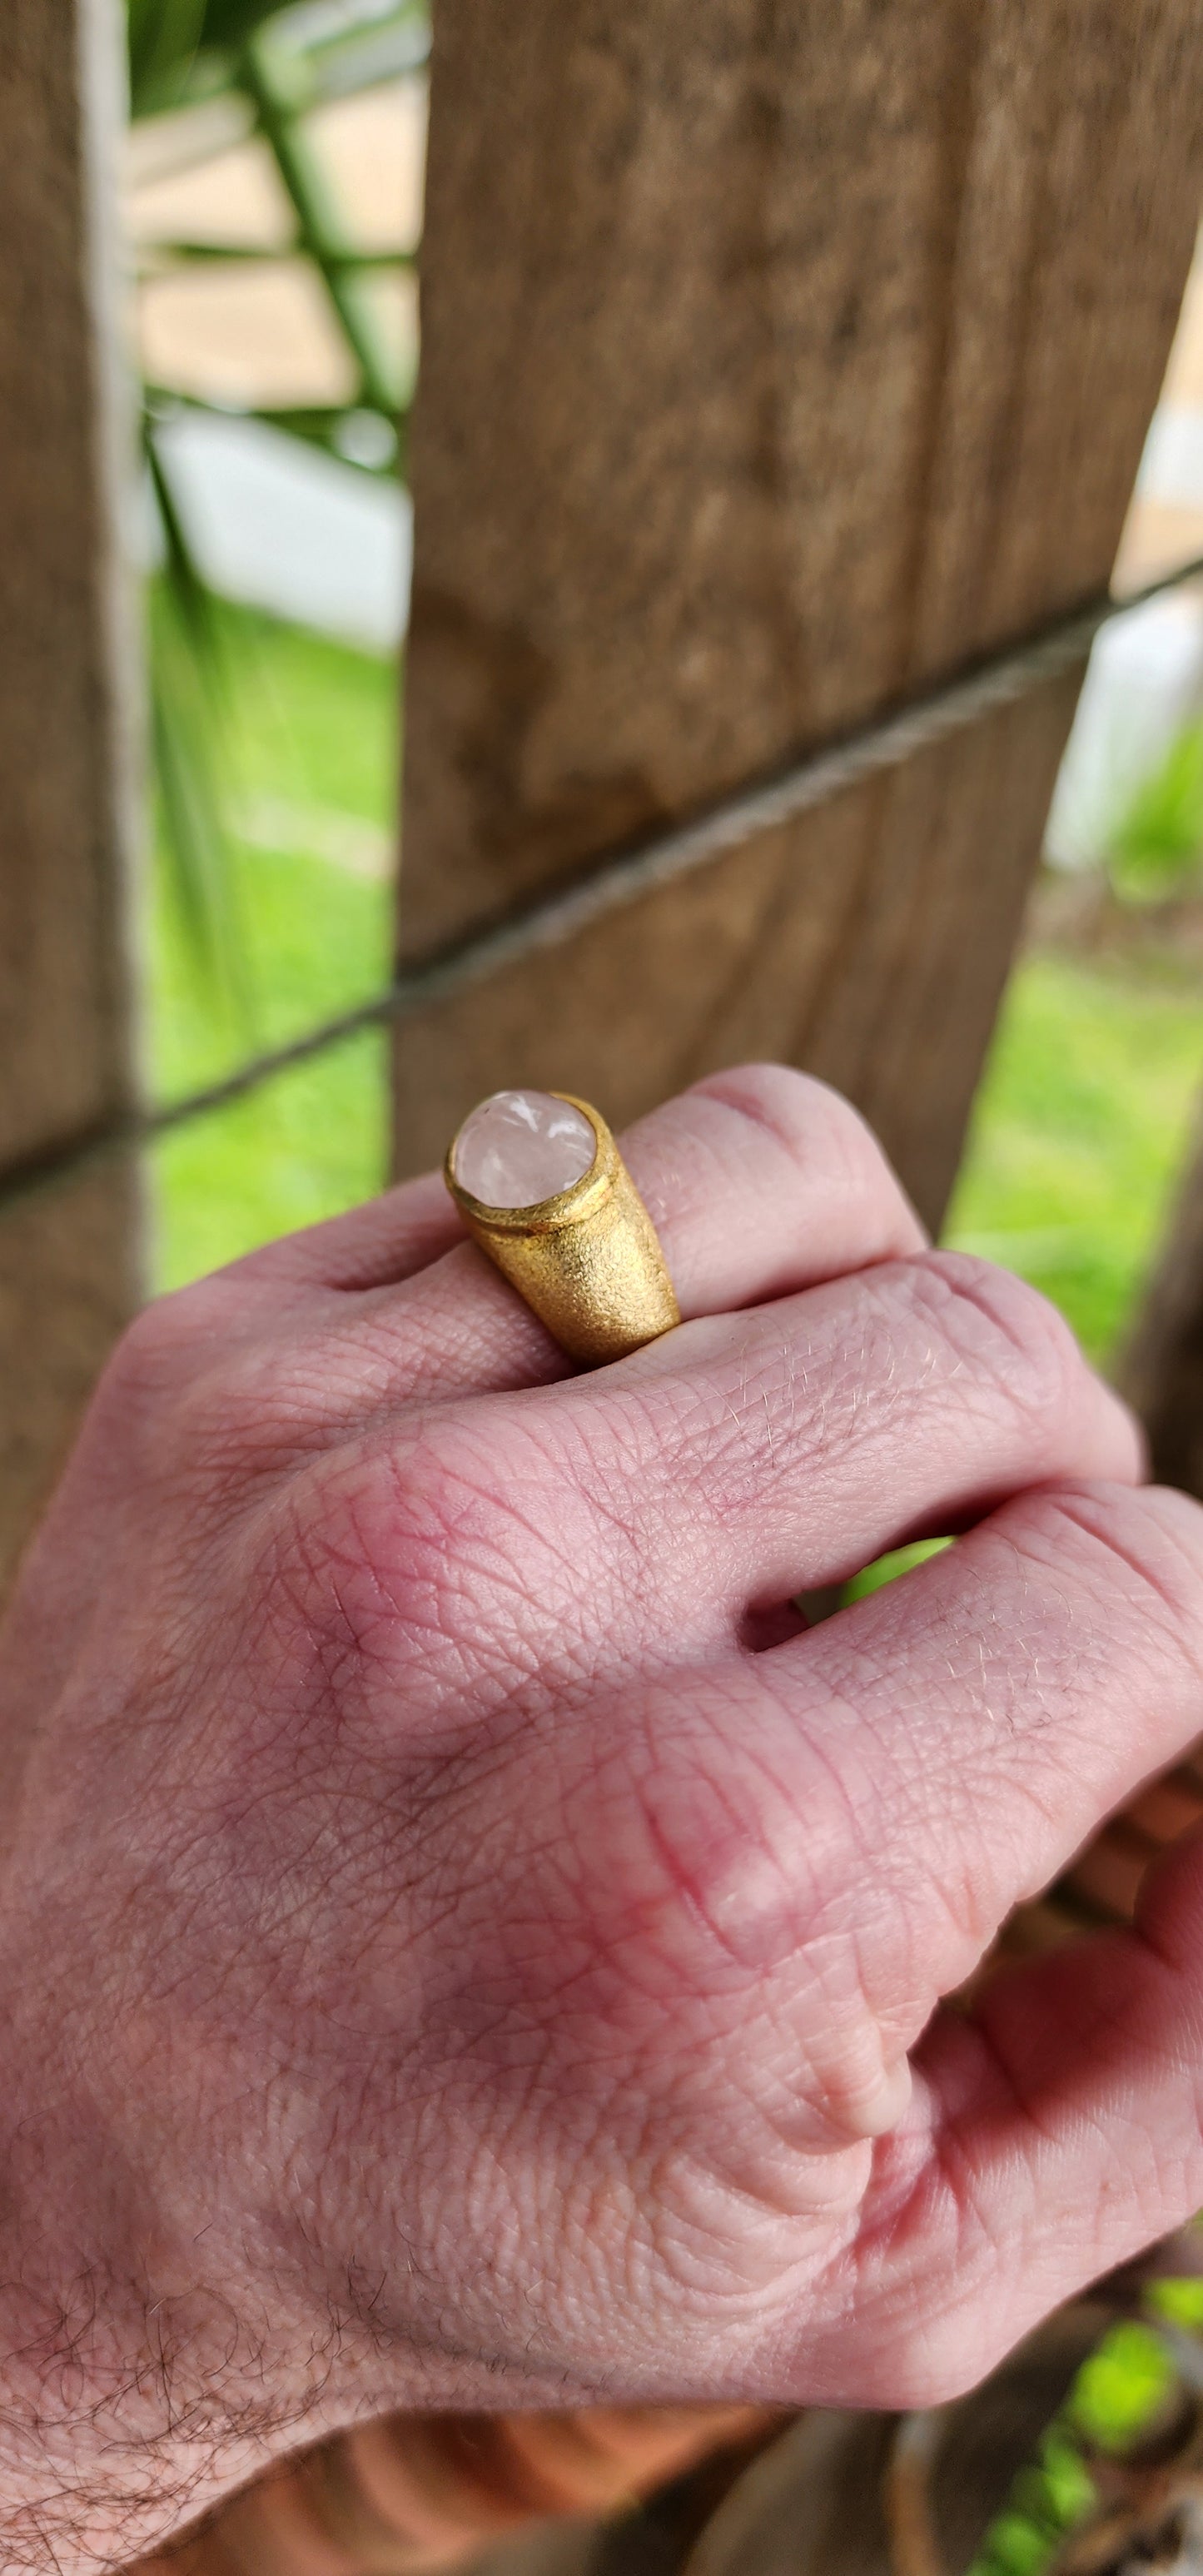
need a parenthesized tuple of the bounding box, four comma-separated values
(1119, 1116, 1203, 1498)
(394, 674, 1081, 1228)
(395, 0, 1203, 1228)
(0, 0, 142, 1589)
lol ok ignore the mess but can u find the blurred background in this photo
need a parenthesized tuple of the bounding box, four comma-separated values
(133, 0, 1203, 1385)
(130, 0, 420, 1279)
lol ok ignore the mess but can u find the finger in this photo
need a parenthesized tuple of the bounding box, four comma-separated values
(232, 1168, 467, 1294)
(633, 1064, 926, 1315)
(460, 1482, 1203, 2265)
(113, 1168, 470, 1429)
(370, 1440, 1170, 2020)
(486, 1480, 1201, 2133)
(816, 1836, 1203, 2408)
(387, 1478, 1203, 2408)
(346, 1255, 1143, 1718)
(506, 1252, 1143, 1655)
(750, 1479, 1203, 2031)
(330, 1064, 927, 1400)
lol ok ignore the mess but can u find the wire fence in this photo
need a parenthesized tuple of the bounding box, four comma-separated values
(7, 547, 1203, 1224)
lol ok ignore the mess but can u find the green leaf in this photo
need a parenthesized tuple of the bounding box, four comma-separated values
(144, 420, 252, 1027)
(1145, 2275, 1203, 2331)
(128, 0, 296, 113)
(839, 1537, 954, 1607)
(1070, 2323, 1176, 2451)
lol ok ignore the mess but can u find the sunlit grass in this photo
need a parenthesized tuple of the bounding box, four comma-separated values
(1107, 719, 1203, 903)
(946, 946, 1203, 1365)
(147, 596, 395, 1286)
(151, 1032, 388, 1292)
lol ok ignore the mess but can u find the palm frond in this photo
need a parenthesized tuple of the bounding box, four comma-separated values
(128, 0, 296, 112)
(144, 417, 253, 1027)
(129, 0, 420, 994)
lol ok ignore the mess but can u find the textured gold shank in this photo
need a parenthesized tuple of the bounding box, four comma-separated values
(445, 1093, 680, 1363)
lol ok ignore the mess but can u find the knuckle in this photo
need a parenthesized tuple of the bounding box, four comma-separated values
(1025, 1480, 1203, 1668)
(94, 1291, 317, 1509)
(695, 1060, 838, 1136)
(867, 2334, 992, 2413)
(698, 1063, 907, 1212)
(102, 1291, 194, 1403)
(906, 1251, 1086, 1443)
(84, 1294, 212, 1476)
(306, 1413, 605, 1706)
(609, 1686, 897, 2124)
(97, 1276, 258, 1429)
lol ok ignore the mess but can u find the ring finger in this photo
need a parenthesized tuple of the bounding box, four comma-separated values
(334, 1063, 927, 1404)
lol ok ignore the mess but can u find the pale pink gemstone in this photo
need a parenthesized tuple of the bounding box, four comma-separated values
(453, 1089, 596, 1208)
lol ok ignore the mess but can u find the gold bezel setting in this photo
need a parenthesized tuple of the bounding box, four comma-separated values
(445, 1092, 679, 1365)
(445, 1094, 613, 1235)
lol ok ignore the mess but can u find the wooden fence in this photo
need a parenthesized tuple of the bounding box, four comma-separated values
(0, 0, 143, 1588)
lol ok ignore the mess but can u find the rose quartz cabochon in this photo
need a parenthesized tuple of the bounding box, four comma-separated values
(453, 1089, 596, 1208)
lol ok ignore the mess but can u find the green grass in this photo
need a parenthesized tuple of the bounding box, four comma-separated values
(216, 605, 399, 832)
(1106, 717, 1203, 902)
(152, 1032, 388, 1291)
(945, 947, 1203, 1365)
(147, 596, 395, 1287)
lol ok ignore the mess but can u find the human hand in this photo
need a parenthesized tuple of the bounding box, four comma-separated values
(2, 1064, 1203, 2572)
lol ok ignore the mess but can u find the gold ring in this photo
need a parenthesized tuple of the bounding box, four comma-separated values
(445, 1088, 680, 1365)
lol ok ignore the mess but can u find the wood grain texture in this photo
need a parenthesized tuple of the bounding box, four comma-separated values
(0, 1176, 137, 1589)
(395, 0, 1203, 1226)
(395, 672, 1081, 1228)
(0, 0, 142, 1587)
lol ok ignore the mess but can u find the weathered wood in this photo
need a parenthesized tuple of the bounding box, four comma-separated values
(395, 0, 1203, 1229)
(0, 0, 142, 1589)
(394, 672, 1082, 1230)
(1119, 1112, 1203, 1498)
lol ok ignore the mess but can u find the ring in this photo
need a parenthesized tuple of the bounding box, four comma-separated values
(445, 1088, 680, 1364)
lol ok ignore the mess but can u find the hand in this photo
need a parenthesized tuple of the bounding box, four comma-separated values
(2, 1064, 1202, 2572)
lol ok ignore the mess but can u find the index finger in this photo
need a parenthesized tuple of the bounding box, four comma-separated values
(817, 1811, 1203, 2409)
(764, 1479, 1203, 2026)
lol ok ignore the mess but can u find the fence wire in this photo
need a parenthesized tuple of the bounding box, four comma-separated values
(6, 551, 1203, 1221)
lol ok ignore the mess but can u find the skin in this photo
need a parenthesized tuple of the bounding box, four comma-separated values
(2, 1062, 1203, 2571)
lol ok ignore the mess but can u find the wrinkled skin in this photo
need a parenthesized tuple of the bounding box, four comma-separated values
(3, 1064, 1203, 2572)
